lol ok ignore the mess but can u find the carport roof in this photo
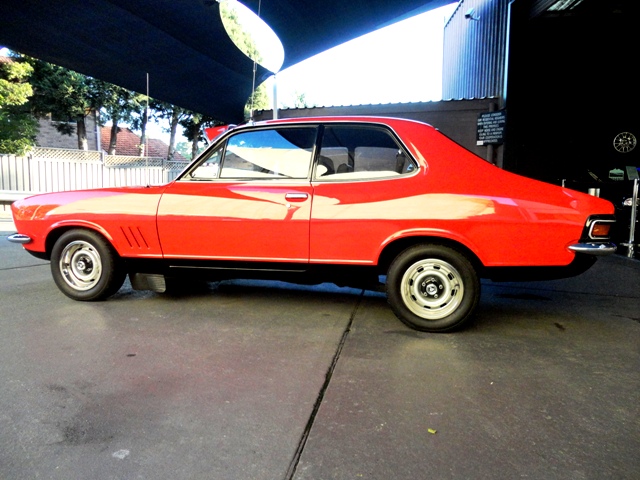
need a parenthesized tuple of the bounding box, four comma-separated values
(0, 0, 452, 123)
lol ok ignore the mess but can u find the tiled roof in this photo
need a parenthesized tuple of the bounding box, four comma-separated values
(100, 126, 187, 161)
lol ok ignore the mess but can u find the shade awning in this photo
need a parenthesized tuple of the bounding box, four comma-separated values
(0, 0, 452, 122)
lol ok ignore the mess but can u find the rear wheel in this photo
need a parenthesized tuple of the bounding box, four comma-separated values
(51, 229, 126, 301)
(386, 244, 480, 332)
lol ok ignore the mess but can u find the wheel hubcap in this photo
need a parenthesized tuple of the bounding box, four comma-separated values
(59, 240, 102, 291)
(401, 258, 464, 320)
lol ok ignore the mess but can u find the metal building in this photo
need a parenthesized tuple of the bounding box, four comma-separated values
(442, 0, 510, 101)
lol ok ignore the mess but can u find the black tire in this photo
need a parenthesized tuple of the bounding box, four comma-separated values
(386, 244, 480, 332)
(50, 229, 126, 301)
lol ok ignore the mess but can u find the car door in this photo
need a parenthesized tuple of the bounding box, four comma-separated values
(310, 124, 419, 264)
(157, 126, 318, 262)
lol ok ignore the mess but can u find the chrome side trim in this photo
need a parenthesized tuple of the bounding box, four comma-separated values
(7, 233, 32, 244)
(568, 242, 617, 256)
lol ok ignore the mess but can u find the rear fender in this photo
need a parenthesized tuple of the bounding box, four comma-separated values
(377, 230, 483, 273)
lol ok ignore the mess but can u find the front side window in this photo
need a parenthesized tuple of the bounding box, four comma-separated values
(184, 127, 317, 181)
(187, 147, 223, 180)
(220, 127, 317, 179)
(314, 126, 416, 180)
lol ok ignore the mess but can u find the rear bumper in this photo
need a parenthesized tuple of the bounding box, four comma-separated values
(568, 242, 617, 255)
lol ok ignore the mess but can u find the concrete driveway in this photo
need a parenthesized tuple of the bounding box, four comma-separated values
(1, 225, 639, 479)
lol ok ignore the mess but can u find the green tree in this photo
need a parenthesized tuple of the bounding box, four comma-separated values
(95, 81, 146, 155)
(0, 56, 38, 155)
(0, 59, 33, 105)
(282, 91, 315, 109)
(220, 0, 271, 119)
(175, 141, 192, 160)
(245, 83, 270, 119)
(123, 93, 157, 157)
(151, 100, 189, 160)
(26, 58, 101, 150)
(180, 112, 221, 159)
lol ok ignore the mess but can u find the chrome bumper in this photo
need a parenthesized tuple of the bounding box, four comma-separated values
(568, 242, 617, 256)
(7, 233, 32, 245)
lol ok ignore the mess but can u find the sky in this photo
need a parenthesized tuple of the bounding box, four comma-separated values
(269, 2, 458, 109)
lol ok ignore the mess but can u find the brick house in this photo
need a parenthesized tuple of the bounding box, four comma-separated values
(35, 119, 186, 162)
(99, 126, 187, 161)
(36, 113, 101, 150)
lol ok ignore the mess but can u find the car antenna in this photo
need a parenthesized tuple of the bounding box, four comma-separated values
(248, 0, 262, 125)
(145, 72, 152, 186)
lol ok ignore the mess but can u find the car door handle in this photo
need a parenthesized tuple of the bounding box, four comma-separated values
(285, 193, 309, 201)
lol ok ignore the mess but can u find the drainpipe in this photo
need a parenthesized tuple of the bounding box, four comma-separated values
(502, 0, 516, 109)
(498, 0, 517, 170)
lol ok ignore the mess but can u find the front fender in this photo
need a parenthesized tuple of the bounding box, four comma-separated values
(11, 187, 166, 259)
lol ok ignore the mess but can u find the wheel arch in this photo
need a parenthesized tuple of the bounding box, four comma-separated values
(45, 223, 118, 260)
(377, 235, 484, 275)
(49, 226, 127, 301)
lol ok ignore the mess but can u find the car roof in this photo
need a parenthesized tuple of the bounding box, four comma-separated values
(205, 116, 437, 143)
(254, 115, 434, 129)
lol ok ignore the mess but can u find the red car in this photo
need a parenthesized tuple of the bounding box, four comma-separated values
(9, 117, 616, 332)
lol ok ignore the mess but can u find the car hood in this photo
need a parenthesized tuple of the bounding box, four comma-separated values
(12, 186, 168, 222)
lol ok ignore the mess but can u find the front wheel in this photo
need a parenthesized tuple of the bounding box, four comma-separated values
(51, 229, 126, 301)
(386, 244, 480, 332)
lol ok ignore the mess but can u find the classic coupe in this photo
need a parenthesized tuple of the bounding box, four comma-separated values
(9, 117, 617, 332)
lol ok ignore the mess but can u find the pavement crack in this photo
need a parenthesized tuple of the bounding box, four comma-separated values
(0, 263, 49, 272)
(283, 289, 364, 480)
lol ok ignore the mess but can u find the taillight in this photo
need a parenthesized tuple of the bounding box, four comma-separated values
(587, 217, 615, 239)
(568, 215, 617, 256)
(590, 222, 611, 238)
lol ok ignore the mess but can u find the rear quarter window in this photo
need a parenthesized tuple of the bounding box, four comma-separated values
(314, 125, 416, 180)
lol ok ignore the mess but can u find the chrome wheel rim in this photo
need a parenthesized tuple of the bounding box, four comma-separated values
(400, 258, 464, 320)
(59, 240, 102, 291)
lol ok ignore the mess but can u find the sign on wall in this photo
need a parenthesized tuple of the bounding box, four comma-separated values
(477, 110, 506, 146)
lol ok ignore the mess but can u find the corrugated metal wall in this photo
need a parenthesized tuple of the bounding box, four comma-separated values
(442, 0, 510, 100)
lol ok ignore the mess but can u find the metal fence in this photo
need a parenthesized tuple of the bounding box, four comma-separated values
(0, 147, 187, 213)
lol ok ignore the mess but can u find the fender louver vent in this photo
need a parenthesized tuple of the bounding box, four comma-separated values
(120, 226, 150, 249)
